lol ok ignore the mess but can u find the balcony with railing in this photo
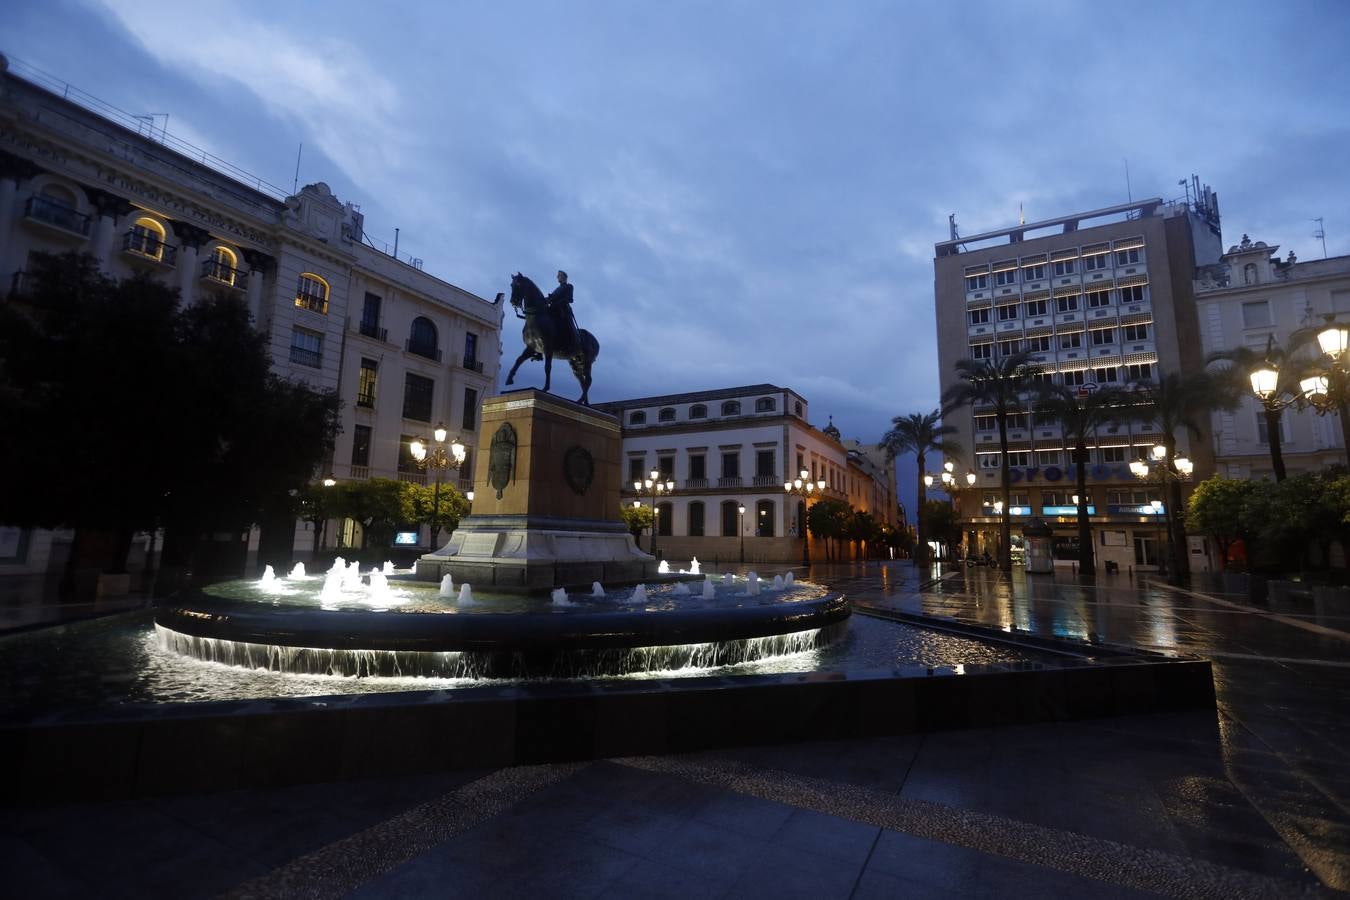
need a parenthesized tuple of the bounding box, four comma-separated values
(459, 354, 485, 373)
(24, 196, 91, 237)
(358, 319, 388, 342)
(295, 290, 328, 315)
(289, 346, 322, 368)
(752, 474, 780, 487)
(349, 466, 370, 480)
(398, 471, 427, 486)
(200, 258, 248, 290)
(458, 477, 474, 492)
(356, 388, 376, 408)
(406, 339, 442, 362)
(717, 476, 743, 488)
(684, 477, 709, 489)
(122, 230, 177, 267)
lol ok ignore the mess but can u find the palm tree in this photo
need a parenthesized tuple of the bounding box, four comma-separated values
(1206, 336, 1294, 481)
(1119, 371, 1233, 579)
(1034, 385, 1129, 578)
(879, 409, 960, 566)
(943, 350, 1042, 572)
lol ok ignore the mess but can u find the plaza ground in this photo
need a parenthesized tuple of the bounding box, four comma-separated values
(1, 561, 1346, 898)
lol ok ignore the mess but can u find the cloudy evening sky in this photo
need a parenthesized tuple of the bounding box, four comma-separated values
(8, 0, 1350, 508)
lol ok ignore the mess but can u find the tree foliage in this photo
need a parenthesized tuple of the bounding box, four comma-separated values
(0, 252, 340, 570)
(878, 408, 959, 565)
(1189, 471, 1350, 574)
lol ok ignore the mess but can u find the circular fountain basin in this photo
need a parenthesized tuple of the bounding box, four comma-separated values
(154, 575, 850, 679)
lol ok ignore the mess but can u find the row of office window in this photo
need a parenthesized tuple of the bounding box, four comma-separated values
(967, 286, 1148, 325)
(628, 450, 849, 492)
(977, 443, 1158, 468)
(964, 243, 1145, 292)
(628, 395, 798, 426)
(649, 500, 781, 538)
(973, 323, 1153, 356)
(976, 488, 1163, 507)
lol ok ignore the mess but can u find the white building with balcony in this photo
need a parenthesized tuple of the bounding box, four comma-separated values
(1194, 235, 1350, 478)
(594, 385, 896, 566)
(0, 56, 501, 573)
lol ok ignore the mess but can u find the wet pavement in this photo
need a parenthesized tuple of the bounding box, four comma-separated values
(2, 561, 1347, 897)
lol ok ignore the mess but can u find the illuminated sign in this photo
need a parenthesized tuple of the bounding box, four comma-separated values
(1107, 504, 1165, 515)
(1008, 464, 1133, 483)
(393, 531, 421, 545)
(1042, 505, 1097, 515)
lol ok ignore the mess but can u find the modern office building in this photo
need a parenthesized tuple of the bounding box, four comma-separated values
(933, 188, 1224, 570)
(594, 385, 896, 565)
(1194, 236, 1350, 478)
(0, 56, 501, 573)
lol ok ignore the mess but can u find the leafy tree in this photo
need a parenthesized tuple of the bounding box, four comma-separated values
(620, 504, 654, 549)
(0, 252, 338, 580)
(942, 351, 1042, 572)
(923, 500, 962, 560)
(878, 409, 960, 567)
(1206, 338, 1296, 481)
(807, 498, 852, 561)
(1186, 476, 1261, 571)
(1117, 372, 1233, 579)
(883, 523, 914, 557)
(332, 478, 405, 554)
(1034, 385, 1129, 577)
(297, 482, 341, 559)
(849, 510, 884, 559)
(401, 481, 470, 549)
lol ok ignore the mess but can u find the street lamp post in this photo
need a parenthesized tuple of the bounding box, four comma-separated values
(925, 464, 977, 561)
(1129, 445, 1193, 581)
(410, 424, 466, 550)
(1248, 317, 1350, 470)
(634, 469, 674, 560)
(738, 504, 746, 565)
(784, 469, 826, 569)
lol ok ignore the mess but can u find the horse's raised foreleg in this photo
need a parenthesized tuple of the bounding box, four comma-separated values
(505, 346, 534, 385)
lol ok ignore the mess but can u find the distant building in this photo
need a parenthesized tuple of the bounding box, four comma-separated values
(0, 56, 501, 573)
(1194, 236, 1350, 477)
(594, 385, 896, 565)
(932, 190, 1223, 570)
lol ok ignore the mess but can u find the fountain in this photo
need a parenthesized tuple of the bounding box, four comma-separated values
(288, 562, 306, 579)
(772, 575, 784, 591)
(153, 392, 850, 679)
(260, 565, 276, 586)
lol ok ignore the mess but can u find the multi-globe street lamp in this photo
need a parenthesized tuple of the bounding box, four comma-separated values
(634, 469, 674, 559)
(409, 424, 466, 549)
(1250, 316, 1350, 470)
(923, 462, 977, 560)
(784, 469, 826, 569)
(1129, 445, 1193, 579)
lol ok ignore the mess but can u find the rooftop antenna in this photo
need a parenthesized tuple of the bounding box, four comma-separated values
(1124, 158, 1132, 202)
(948, 213, 959, 241)
(292, 143, 303, 194)
(1178, 178, 1191, 207)
(1313, 218, 1327, 258)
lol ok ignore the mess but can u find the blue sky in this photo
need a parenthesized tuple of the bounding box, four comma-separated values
(8, 0, 1350, 510)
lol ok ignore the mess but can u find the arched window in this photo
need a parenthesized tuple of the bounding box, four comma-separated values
(128, 216, 167, 260)
(206, 246, 238, 285)
(755, 397, 776, 412)
(721, 500, 741, 537)
(408, 316, 439, 360)
(657, 502, 673, 537)
(629, 411, 647, 425)
(689, 404, 707, 419)
(687, 501, 705, 537)
(658, 407, 676, 422)
(721, 400, 741, 416)
(296, 273, 329, 314)
(30, 183, 88, 235)
(756, 500, 775, 537)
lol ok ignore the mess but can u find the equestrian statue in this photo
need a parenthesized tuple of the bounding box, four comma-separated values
(504, 270, 601, 405)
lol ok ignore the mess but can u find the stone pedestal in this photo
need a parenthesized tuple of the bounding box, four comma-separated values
(420, 389, 654, 590)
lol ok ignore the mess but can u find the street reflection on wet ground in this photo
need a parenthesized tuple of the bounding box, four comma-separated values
(4, 560, 1347, 897)
(829, 560, 1350, 891)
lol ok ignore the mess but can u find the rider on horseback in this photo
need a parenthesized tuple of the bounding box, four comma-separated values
(546, 270, 581, 353)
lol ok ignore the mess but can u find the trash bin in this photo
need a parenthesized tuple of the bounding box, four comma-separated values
(1022, 518, 1055, 575)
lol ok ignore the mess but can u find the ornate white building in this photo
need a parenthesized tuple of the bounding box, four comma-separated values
(595, 385, 897, 565)
(1195, 236, 1350, 478)
(0, 55, 501, 574)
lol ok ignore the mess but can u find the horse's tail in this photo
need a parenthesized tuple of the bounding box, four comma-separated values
(581, 330, 599, 362)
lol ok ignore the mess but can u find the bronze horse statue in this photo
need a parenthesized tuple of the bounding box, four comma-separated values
(504, 273, 601, 405)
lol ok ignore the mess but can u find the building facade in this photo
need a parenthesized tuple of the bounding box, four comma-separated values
(1194, 236, 1350, 478)
(933, 191, 1224, 570)
(595, 386, 896, 566)
(0, 56, 501, 572)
